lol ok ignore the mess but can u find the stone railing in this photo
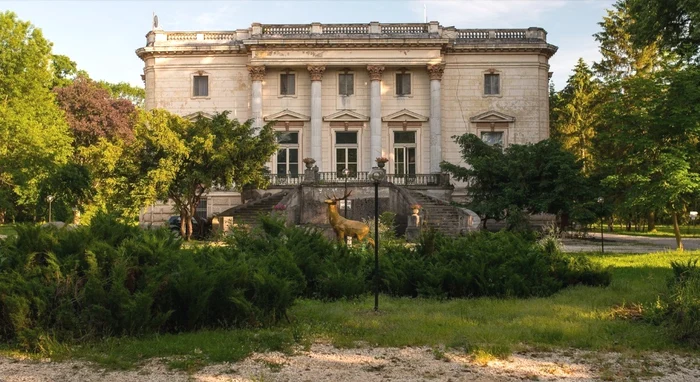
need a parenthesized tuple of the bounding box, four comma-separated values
(379, 23, 429, 34)
(266, 172, 450, 188)
(321, 24, 370, 34)
(262, 24, 311, 35)
(456, 28, 544, 41)
(167, 32, 197, 41)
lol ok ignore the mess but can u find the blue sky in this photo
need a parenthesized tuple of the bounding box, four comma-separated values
(1, 0, 614, 90)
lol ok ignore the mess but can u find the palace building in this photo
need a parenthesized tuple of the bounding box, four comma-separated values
(136, 21, 557, 228)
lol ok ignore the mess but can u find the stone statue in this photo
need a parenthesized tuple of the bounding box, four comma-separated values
(325, 191, 374, 247)
(152, 13, 159, 30)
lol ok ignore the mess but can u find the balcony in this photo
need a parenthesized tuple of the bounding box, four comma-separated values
(265, 172, 451, 188)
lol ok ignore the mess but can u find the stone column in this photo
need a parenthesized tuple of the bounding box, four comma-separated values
(308, 65, 326, 166)
(367, 65, 385, 170)
(247, 65, 265, 131)
(427, 63, 445, 174)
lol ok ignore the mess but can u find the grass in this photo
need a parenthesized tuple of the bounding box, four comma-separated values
(612, 224, 700, 238)
(3, 250, 700, 370)
(0, 224, 16, 238)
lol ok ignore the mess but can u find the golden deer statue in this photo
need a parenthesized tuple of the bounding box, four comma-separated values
(324, 191, 375, 247)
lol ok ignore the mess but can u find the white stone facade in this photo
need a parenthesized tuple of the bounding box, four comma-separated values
(136, 22, 557, 224)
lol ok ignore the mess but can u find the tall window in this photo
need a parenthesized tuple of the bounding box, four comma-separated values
(335, 131, 358, 177)
(276, 132, 299, 176)
(195, 199, 207, 220)
(396, 72, 411, 96)
(280, 72, 295, 95)
(193, 75, 208, 97)
(338, 72, 354, 96)
(484, 73, 500, 95)
(394, 131, 416, 176)
(481, 131, 504, 147)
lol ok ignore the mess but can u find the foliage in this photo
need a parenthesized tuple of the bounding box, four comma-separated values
(441, 134, 595, 228)
(550, 59, 600, 172)
(627, 0, 700, 61)
(97, 81, 145, 107)
(645, 259, 700, 347)
(0, 214, 299, 351)
(54, 76, 137, 148)
(0, 11, 73, 221)
(123, 110, 278, 239)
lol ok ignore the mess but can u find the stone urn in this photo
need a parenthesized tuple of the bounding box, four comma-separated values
(376, 157, 389, 169)
(303, 158, 316, 170)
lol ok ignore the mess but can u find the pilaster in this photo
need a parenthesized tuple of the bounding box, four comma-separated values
(367, 65, 385, 171)
(427, 63, 444, 173)
(308, 65, 326, 166)
(247, 65, 266, 131)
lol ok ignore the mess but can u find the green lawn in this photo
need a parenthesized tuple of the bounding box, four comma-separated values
(612, 224, 700, 238)
(5, 250, 700, 370)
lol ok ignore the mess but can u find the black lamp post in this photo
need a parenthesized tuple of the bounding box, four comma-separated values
(368, 167, 385, 312)
(46, 195, 55, 223)
(597, 196, 604, 253)
(343, 168, 350, 218)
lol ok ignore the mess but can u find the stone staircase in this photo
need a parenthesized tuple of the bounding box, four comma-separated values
(218, 192, 287, 228)
(409, 191, 468, 236)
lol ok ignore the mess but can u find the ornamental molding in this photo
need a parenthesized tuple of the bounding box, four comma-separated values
(307, 65, 326, 81)
(426, 63, 445, 80)
(469, 110, 516, 123)
(323, 109, 369, 122)
(367, 65, 385, 81)
(382, 109, 429, 122)
(183, 111, 214, 121)
(263, 109, 311, 122)
(247, 65, 266, 81)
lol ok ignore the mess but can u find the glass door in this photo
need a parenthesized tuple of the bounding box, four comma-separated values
(335, 131, 358, 178)
(393, 131, 416, 180)
(275, 132, 300, 178)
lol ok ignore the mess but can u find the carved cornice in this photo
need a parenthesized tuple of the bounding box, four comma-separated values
(247, 65, 266, 81)
(426, 63, 445, 80)
(367, 65, 385, 81)
(307, 65, 326, 81)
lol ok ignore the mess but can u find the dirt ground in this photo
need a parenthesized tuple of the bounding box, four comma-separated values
(2, 344, 700, 382)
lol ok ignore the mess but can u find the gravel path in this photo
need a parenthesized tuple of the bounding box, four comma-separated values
(1, 345, 699, 381)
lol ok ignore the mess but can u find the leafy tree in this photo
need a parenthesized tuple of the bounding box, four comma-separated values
(50, 54, 80, 89)
(115, 110, 278, 239)
(97, 81, 145, 107)
(594, 69, 700, 250)
(38, 163, 93, 222)
(0, 11, 73, 221)
(627, 0, 700, 61)
(551, 59, 599, 173)
(441, 135, 594, 229)
(54, 76, 136, 149)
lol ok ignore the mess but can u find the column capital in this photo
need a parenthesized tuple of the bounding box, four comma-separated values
(307, 65, 326, 81)
(247, 65, 266, 81)
(367, 65, 385, 81)
(427, 63, 445, 81)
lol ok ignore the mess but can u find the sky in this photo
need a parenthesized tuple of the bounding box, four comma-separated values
(1, 0, 615, 91)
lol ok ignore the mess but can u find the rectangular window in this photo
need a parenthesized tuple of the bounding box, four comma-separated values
(396, 73, 411, 96)
(338, 73, 354, 96)
(193, 75, 208, 97)
(394, 131, 416, 177)
(196, 199, 207, 220)
(484, 73, 500, 95)
(276, 132, 299, 176)
(335, 131, 358, 177)
(481, 131, 504, 146)
(280, 73, 295, 95)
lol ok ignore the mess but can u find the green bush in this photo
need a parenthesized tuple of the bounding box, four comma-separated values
(646, 259, 700, 347)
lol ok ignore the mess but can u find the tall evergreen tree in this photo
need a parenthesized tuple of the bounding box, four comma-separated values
(550, 59, 599, 173)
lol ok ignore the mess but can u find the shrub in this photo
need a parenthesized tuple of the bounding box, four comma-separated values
(646, 259, 700, 347)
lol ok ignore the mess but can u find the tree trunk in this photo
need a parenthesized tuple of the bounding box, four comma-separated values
(647, 211, 656, 231)
(187, 205, 195, 241)
(179, 211, 187, 239)
(672, 212, 684, 251)
(0, 209, 4, 225)
(626, 219, 632, 231)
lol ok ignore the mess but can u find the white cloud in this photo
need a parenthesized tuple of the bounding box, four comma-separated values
(412, 0, 567, 27)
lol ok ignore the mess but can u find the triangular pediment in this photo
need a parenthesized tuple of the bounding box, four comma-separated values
(183, 111, 214, 121)
(263, 109, 310, 122)
(470, 110, 516, 123)
(323, 110, 369, 122)
(381, 109, 429, 122)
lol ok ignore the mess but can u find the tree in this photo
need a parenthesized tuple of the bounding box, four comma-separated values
(627, 0, 700, 61)
(97, 81, 145, 107)
(593, 0, 667, 80)
(54, 76, 136, 149)
(551, 59, 599, 173)
(50, 54, 80, 89)
(594, 69, 700, 250)
(116, 110, 278, 239)
(0, 11, 73, 221)
(441, 135, 594, 229)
